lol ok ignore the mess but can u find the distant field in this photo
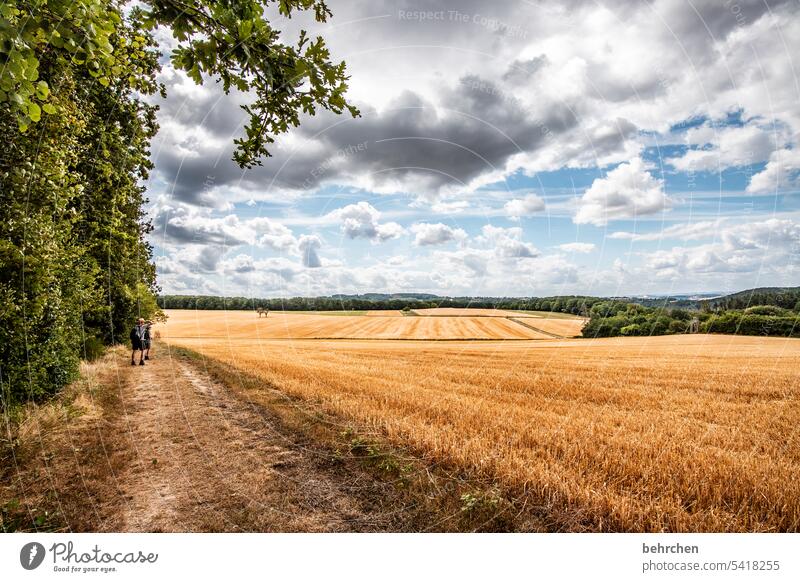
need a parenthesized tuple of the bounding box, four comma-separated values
(294, 310, 368, 316)
(509, 317, 586, 338)
(162, 330, 800, 532)
(413, 307, 533, 317)
(366, 310, 404, 317)
(162, 310, 553, 340)
(511, 310, 587, 319)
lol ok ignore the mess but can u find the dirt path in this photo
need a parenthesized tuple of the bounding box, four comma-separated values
(4, 347, 510, 533)
(104, 352, 385, 532)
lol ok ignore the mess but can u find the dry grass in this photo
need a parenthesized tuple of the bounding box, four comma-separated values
(1, 348, 129, 531)
(164, 332, 800, 532)
(161, 310, 554, 340)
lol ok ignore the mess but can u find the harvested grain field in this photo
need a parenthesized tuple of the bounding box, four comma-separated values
(162, 328, 800, 532)
(413, 307, 532, 317)
(366, 310, 404, 317)
(508, 317, 586, 338)
(161, 310, 553, 340)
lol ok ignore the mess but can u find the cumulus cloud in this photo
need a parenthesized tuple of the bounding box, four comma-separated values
(479, 225, 539, 258)
(504, 194, 545, 219)
(147, 0, 800, 297)
(145, 0, 800, 208)
(151, 202, 249, 246)
(746, 147, 800, 194)
(298, 235, 323, 268)
(644, 219, 800, 276)
(328, 201, 405, 242)
(574, 158, 671, 226)
(411, 222, 468, 246)
(195, 246, 225, 272)
(668, 123, 779, 172)
(220, 254, 256, 273)
(250, 217, 297, 250)
(150, 201, 301, 250)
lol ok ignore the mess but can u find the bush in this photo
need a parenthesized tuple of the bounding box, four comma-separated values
(582, 303, 799, 339)
(669, 320, 688, 334)
(744, 305, 791, 317)
(620, 324, 642, 336)
(81, 336, 106, 362)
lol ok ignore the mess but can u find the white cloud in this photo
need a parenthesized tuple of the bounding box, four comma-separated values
(746, 148, 800, 194)
(668, 124, 778, 172)
(557, 242, 596, 253)
(609, 220, 724, 242)
(479, 225, 539, 258)
(504, 194, 546, 219)
(147, 1, 800, 298)
(432, 200, 471, 214)
(644, 219, 800, 276)
(250, 217, 297, 250)
(411, 222, 468, 246)
(220, 254, 256, 273)
(328, 201, 405, 242)
(574, 158, 671, 226)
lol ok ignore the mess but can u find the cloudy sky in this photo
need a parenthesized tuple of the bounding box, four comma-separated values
(146, 0, 800, 298)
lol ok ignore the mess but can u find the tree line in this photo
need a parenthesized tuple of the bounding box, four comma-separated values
(160, 289, 800, 340)
(1, 0, 357, 409)
(157, 294, 609, 314)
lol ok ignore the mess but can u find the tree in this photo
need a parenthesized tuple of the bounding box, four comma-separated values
(3, 0, 359, 168)
(1, 0, 359, 407)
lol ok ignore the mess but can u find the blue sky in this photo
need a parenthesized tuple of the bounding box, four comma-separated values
(146, 0, 800, 298)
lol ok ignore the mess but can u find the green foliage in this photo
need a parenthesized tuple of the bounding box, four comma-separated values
(2, 0, 357, 408)
(583, 301, 800, 339)
(0, 0, 155, 131)
(706, 287, 800, 312)
(743, 305, 792, 317)
(149, 0, 361, 167)
(3, 0, 359, 168)
(0, 0, 165, 406)
(701, 311, 800, 337)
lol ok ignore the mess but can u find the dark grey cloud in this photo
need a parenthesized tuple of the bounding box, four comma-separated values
(150, 204, 248, 245)
(298, 235, 322, 268)
(502, 56, 548, 84)
(151, 75, 583, 203)
(148, 0, 797, 208)
(195, 246, 224, 272)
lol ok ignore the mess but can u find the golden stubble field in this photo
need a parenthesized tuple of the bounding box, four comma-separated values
(161, 309, 800, 532)
(161, 309, 585, 340)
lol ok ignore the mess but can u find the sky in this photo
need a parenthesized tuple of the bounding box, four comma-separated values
(145, 0, 800, 298)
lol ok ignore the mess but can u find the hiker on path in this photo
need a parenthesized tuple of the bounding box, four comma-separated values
(130, 318, 148, 366)
(143, 321, 153, 360)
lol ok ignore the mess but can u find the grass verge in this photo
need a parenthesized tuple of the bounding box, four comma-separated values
(1, 347, 129, 532)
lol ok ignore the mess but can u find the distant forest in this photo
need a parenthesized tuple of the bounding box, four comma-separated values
(159, 287, 800, 339)
(158, 293, 608, 314)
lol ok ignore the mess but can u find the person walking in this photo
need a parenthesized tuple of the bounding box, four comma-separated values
(130, 318, 147, 366)
(143, 321, 152, 360)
